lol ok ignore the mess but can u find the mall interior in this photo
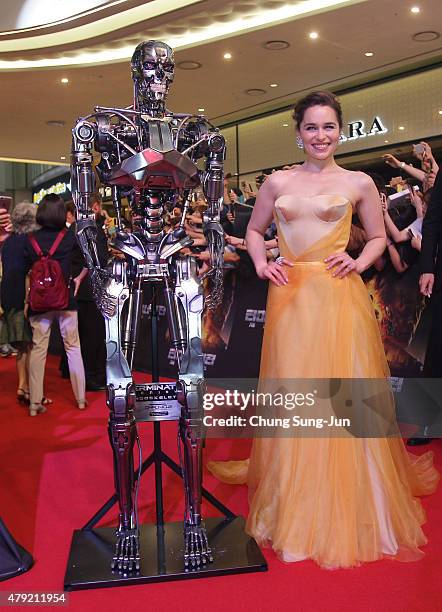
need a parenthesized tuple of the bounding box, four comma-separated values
(1, 1, 442, 610)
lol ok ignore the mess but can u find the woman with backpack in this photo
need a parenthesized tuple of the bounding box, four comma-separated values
(24, 194, 87, 416)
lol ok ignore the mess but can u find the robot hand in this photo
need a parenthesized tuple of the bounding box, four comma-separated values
(76, 218, 99, 267)
(203, 216, 225, 269)
(75, 218, 117, 316)
(202, 216, 224, 309)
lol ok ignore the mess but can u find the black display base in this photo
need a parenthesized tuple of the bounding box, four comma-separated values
(64, 516, 267, 591)
(0, 518, 34, 582)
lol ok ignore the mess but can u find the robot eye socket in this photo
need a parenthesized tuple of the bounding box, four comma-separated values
(143, 61, 156, 70)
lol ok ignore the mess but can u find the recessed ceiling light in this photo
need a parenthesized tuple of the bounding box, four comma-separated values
(60, 77, 69, 84)
(365, 51, 374, 57)
(269, 83, 278, 88)
(384, 140, 389, 143)
(438, 110, 442, 115)
(398, 126, 405, 130)
(46, 120, 66, 127)
(177, 61, 202, 70)
(282, 123, 289, 127)
(245, 88, 266, 96)
(410, 6, 421, 13)
(60, 156, 66, 160)
(309, 31, 319, 40)
(198, 108, 205, 112)
(412, 30, 440, 42)
(223, 52, 232, 60)
(263, 40, 290, 51)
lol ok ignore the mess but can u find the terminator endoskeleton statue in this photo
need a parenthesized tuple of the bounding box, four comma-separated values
(71, 41, 225, 573)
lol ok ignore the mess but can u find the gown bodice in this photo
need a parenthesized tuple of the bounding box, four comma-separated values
(274, 194, 352, 262)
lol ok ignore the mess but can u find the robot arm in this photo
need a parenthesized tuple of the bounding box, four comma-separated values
(201, 132, 226, 308)
(71, 117, 114, 309)
(71, 119, 97, 219)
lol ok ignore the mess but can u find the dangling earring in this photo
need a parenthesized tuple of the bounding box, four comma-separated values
(296, 136, 304, 150)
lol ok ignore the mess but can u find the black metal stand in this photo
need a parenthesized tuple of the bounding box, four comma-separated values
(64, 286, 267, 590)
(0, 518, 33, 582)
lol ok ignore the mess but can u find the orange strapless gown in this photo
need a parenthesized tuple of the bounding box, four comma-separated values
(208, 194, 439, 569)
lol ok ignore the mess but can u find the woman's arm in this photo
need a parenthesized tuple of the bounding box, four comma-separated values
(383, 154, 425, 182)
(383, 208, 410, 242)
(73, 267, 88, 297)
(411, 235, 422, 252)
(353, 174, 388, 272)
(225, 234, 248, 250)
(325, 174, 386, 277)
(246, 174, 292, 286)
(386, 241, 409, 273)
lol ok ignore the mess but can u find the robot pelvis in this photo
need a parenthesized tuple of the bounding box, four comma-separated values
(109, 148, 200, 190)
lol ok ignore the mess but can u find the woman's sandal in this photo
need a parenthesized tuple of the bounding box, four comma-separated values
(17, 388, 30, 405)
(29, 404, 47, 417)
(41, 397, 53, 406)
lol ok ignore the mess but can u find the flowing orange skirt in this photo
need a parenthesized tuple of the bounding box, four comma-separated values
(208, 220, 439, 568)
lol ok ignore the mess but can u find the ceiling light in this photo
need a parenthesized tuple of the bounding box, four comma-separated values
(245, 88, 266, 96)
(309, 31, 319, 39)
(282, 123, 289, 127)
(60, 77, 69, 84)
(438, 110, 442, 115)
(198, 108, 205, 112)
(364, 52, 374, 57)
(263, 40, 290, 50)
(177, 61, 202, 70)
(384, 140, 389, 143)
(223, 52, 232, 60)
(410, 6, 421, 13)
(46, 120, 66, 127)
(269, 83, 278, 88)
(60, 156, 66, 160)
(412, 31, 440, 42)
(398, 126, 405, 130)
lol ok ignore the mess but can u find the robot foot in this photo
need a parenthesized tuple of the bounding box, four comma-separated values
(111, 529, 140, 573)
(184, 523, 213, 570)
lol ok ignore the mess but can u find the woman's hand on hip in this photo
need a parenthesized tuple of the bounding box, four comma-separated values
(256, 257, 294, 286)
(325, 252, 360, 278)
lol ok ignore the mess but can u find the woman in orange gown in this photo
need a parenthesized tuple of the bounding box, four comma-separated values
(208, 91, 438, 569)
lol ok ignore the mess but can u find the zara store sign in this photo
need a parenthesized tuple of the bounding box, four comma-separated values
(340, 116, 388, 142)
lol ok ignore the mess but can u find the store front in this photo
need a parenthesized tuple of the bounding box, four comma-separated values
(219, 64, 442, 185)
(31, 167, 71, 204)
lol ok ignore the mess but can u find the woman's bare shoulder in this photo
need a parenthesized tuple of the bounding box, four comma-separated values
(339, 168, 374, 187)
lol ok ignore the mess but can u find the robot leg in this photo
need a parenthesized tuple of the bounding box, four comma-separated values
(103, 261, 140, 572)
(172, 257, 213, 568)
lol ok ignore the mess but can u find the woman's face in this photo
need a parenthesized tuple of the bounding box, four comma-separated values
(298, 105, 341, 160)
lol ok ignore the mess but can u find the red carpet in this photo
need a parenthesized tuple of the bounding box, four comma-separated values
(1, 354, 441, 611)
